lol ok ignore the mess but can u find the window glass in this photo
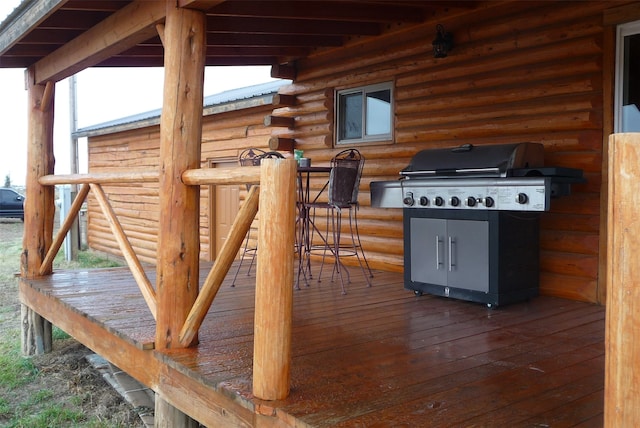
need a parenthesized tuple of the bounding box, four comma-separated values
(339, 92, 363, 140)
(336, 82, 393, 145)
(616, 21, 640, 132)
(366, 90, 391, 136)
(622, 33, 640, 131)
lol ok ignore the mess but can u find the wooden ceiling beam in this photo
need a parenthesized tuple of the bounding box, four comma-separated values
(95, 54, 280, 67)
(118, 44, 309, 57)
(206, 33, 344, 47)
(206, 16, 381, 36)
(207, 0, 425, 22)
(59, 1, 130, 13)
(15, 29, 84, 45)
(38, 10, 114, 30)
(178, 0, 225, 11)
(32, 0, 166, 84)
(205, 46, 309, 57)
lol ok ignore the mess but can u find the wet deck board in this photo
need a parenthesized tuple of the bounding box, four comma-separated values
(19, 264, 604, 427)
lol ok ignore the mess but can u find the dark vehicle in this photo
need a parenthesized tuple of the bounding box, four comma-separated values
(0, 188, 25, 221)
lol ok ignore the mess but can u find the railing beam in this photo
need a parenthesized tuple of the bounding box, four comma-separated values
(39, 171, 159, 185)
(182, 165, 260, 186)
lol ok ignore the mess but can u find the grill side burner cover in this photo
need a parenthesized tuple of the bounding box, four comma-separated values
(401, 142, 545, 178)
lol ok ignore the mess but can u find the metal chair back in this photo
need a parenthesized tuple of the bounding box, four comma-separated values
(328, 149, 364, 208)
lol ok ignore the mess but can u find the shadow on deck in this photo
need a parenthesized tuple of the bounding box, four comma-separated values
(19, 263, 605, 427)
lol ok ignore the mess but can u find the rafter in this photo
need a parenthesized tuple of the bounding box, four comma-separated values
(32, 0, 166, 83)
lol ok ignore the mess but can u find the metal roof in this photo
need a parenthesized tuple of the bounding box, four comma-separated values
(74, 79, 288, 138)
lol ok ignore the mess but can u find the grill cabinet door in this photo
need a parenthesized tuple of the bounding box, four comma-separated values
(410, 218, 447, 286)
(446, 220, 489, 292)
(409, 217, 489, 292)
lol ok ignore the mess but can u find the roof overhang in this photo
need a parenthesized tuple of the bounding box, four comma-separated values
(0, 0, 479, 84)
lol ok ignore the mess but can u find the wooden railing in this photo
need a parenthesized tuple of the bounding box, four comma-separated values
(37, 167, 263, 322)
(39, 172, 161, 318)
(37, 159, 295, 400)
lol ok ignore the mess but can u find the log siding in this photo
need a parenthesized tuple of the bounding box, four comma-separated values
(87, 105, 274, 264)
(85, 1, 639, 305)
(276, 1, 623, 303)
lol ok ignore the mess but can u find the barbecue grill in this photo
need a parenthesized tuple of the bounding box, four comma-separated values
(370, 142, 584, 307)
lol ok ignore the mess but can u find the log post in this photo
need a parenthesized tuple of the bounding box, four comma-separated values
(253, 157, 296, 400)
(20, 68, 55, 355)
(605, 133, 640, 427)
(154, 1, 205, 424)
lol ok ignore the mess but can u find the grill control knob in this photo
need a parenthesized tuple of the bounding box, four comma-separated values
(517, 193, 529, 204)
(403, 193, 415, 206)
(434, 196, 444, 206)
(485, 196, 495, 207)
(467, 196, 477, 207)
(419, 196, 429, 206)
(450, 196, 460, 207)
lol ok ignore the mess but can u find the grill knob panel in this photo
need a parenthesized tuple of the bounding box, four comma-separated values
(467, 197, 477, 207)
(434, 196, 444, 206)
(450, 196, 460, 207)
(485, 196, 495, 207)
(419, 196, 429, 206)
(403, 193, 415, 206)
(517, 193, 528, 204)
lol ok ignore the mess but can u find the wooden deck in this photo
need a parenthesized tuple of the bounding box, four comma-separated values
(19, 263, 605, 427)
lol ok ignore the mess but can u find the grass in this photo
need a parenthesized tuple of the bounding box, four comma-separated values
(0, 238, 23, 282)
(55, 250, 122, 270)
(9, 404, 85, 428)
(0, 231, 130, 427)
(0, 341, 37, 389)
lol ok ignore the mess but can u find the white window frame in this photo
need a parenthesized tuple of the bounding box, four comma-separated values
(615, 20, 640, 133)
(335, 81, 393, 145)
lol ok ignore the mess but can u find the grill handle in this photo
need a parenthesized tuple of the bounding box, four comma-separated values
(436, 235, 443, 269)
(400, 167, 501, 177)
(449, 236, 456, 271)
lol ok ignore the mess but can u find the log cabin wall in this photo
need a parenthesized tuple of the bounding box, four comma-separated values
(269, 0, 630, 304)
(83, 1, 637, 305)
(87, 129, 161, 264)
(86, 103, 275, 264)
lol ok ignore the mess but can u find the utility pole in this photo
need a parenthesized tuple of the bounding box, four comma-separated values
(66, 74, 80, 260)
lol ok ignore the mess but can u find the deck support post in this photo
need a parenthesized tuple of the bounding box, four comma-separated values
(253, 158, 297, 400)
(154, 394, 199, 428)
(20, 67, 55, 355)
(154, 1, 205, 425)
(605, 133, 640, 427)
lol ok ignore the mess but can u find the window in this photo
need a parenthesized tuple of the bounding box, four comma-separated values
(616, 21, 640, 132)
(336, 82, 393, 145)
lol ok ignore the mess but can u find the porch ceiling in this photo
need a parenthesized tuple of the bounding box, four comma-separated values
(0, 0, 478, 78)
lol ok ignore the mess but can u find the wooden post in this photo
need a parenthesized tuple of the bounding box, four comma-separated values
(156, 1, 205, 349)
(605, 133, 640, 427)
(20, 68, 55, 355)
(253, 157, 296, 400)
(154, 394, 198, 428)
(154, 1, 205, 424)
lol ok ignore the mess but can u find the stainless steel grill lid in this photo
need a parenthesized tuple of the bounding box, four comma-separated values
(400, 142, 545, 178)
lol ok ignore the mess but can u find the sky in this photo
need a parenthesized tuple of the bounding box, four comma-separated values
(0, 2, 278, 186)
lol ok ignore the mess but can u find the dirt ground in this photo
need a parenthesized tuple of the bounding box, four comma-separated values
(0, 218, 145, 427)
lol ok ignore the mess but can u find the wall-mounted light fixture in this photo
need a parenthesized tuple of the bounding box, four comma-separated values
(432, 24, 453, 58)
